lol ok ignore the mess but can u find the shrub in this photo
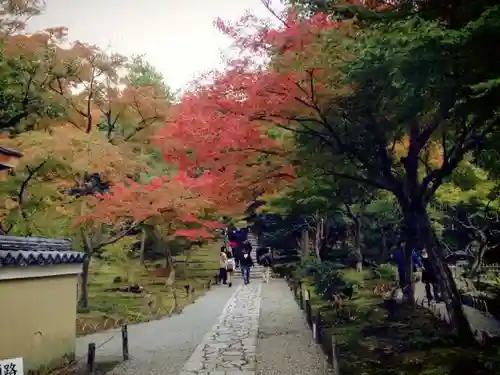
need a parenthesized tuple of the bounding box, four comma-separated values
(273, 262, 296, 278)
(313, 264, 367, 300)
(313, 263, 344, 298)
(291, 255, 327, 280)
(342, 269, 369, 289)
(375, 263, 398, 281)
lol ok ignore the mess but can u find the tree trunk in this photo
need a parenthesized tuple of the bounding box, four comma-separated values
(300, 228, 309, 258)
(377, 221, 388, 262)
(314, 212, 323, 261)
(405, 206, 475, 343)
(78, 231, 93, 309)
(353, 216, 363, 272)
(139, 226, 147, 265)
(78, 256, 90, 309)
(164, 242, 175, 286)
(469, 242, 488, 278)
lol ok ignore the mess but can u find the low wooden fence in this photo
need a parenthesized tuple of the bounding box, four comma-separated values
(85, 325, 129, 374)
(47, 325, 129, 375)
(287, 280, 340, 375)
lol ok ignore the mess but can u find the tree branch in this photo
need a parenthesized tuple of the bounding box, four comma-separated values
(17, 161, 46, 235)
(93, 221, 144, 251)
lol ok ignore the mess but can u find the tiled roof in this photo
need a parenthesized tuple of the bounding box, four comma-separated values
(0, 236, 85, 268)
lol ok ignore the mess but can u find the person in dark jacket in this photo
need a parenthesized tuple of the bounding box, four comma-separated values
(230, 241, 242, 268)
(421, 247, 440, 302)
(240, 247, 254, 284)
(243, 240, 252, 253)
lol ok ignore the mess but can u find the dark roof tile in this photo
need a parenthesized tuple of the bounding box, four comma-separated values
(0, 236, 84, 268)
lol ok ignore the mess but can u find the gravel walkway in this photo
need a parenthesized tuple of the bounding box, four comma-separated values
(256, 279, 331, 375)
(76, 284, 237, 375)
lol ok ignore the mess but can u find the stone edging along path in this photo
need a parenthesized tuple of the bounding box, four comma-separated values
(180, 283, 262, 375)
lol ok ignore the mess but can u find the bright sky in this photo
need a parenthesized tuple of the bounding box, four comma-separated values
(27, 0, 284, 93)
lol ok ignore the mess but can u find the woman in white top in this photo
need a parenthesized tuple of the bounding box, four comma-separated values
(219, 248, 228, 284)
(225, 250, 236, 287)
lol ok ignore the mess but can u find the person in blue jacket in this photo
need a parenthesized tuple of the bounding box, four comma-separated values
(391, 240, 423, 298)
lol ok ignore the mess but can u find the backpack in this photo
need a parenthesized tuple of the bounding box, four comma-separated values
(226, 258, 235, 271)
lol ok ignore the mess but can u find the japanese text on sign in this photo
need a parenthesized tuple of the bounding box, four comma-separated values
(0, 358, 23, 375)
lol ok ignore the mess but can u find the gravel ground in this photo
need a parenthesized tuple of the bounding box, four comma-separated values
(75, 283, 239, 375)
(256, 279, 332, 375)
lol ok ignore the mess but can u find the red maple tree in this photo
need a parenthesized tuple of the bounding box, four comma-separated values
(85, 8, 336, 232)
(80, 173, 223, 240)
(151, 9, 338, 213)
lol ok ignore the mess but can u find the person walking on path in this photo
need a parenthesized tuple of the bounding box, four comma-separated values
(258, 247, 273, 283)
(230, 241, 242, 268)
(421, 247, 440, 303)
(225, 250, 236, 287)
(240, 247, 254, 285)
(219, 248, 228, 285)
(391, 240, 423, 299)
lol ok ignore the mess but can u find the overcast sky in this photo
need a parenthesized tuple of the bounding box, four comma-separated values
(26, 0, 283, 93)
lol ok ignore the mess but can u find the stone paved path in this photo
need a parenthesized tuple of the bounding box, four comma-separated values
(180, 283, 262, 375)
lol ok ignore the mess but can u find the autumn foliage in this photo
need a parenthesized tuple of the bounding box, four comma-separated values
(150, 10, 343, 218)
(80, 173, 224, 239)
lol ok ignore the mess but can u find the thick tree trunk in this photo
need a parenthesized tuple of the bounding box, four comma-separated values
(404, 206, 475, 343)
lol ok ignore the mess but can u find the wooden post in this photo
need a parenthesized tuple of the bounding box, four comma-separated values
(87, 343, 95, 374)
(121, 325, 129, 361)
(304, 289, 313, 328)
(312, 319, 317, 341)
(331, 335, 339, 375)
(299, 282, 304, 310)
(314, 310, 321, 344)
